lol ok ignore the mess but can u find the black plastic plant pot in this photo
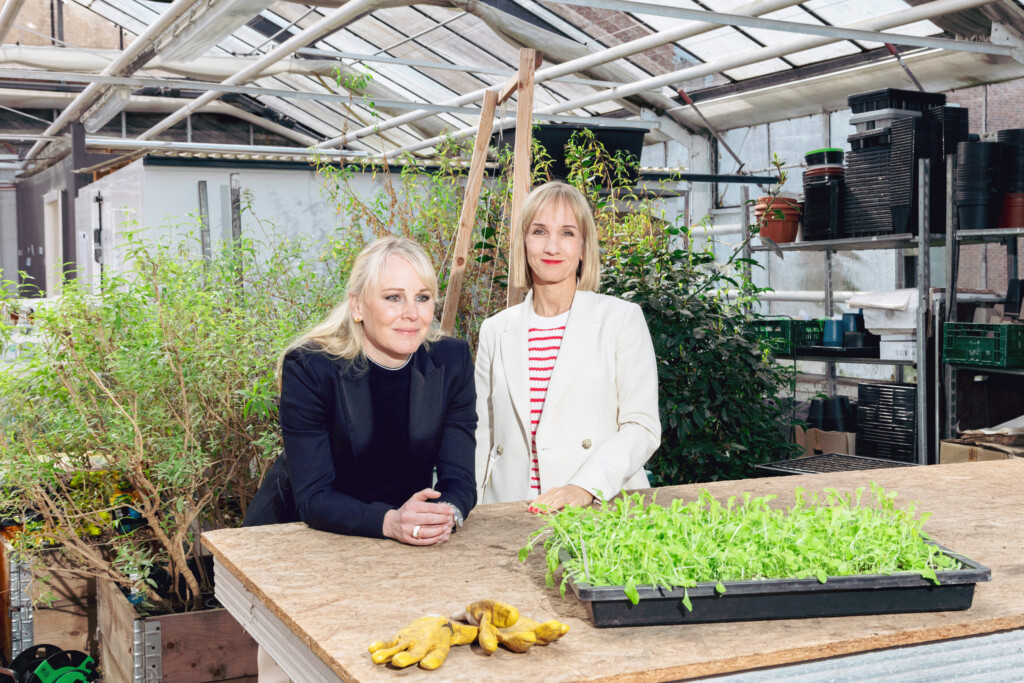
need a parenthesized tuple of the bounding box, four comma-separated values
(564, 543, 990, 628)
(958, 203, 997, 231)
(492, 123, 648, 182)
(805, 148, 844, 166)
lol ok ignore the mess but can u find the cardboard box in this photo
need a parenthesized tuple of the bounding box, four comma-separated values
(794, 427, 857, 457)
(939, 439, 1024, 464)
(880, 339, 916, 362)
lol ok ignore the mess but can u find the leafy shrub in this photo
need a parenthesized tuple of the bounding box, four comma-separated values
(0, 227, 348, 612)
(601, 226, 801, 485)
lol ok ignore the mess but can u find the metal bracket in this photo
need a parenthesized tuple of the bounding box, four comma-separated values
(991, 22, 1024, 65)
(134, 619, 162, 683)
(9, 553, 34, 657)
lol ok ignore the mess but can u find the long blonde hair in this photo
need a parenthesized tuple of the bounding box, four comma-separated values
(509, 181, 601, 293)
(277, 237, 442, 385)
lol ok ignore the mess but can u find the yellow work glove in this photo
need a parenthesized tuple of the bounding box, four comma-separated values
(461, 599, 520, 654)
(495, 615, 570, 653)
(368, 615, 478, 670)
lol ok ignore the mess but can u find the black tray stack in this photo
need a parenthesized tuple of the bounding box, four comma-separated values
(844, 129, 894, 237)
(889, 116, 942, 235)
(845, 89, 947, 238)
(856, 383, 917, 462)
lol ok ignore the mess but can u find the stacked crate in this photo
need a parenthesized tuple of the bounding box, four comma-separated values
(856, 383, 917, 462)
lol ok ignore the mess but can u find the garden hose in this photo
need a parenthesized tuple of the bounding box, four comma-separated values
(24, 651, 97, 683)
(9, 646, 97, 683)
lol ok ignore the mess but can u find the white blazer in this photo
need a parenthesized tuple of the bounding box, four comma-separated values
(474, 289, 661, 504)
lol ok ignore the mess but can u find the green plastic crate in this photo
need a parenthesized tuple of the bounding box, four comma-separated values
(749, 318, 794, 353)
(943, 323, 1024, 367)
(792, 320, 827, 348)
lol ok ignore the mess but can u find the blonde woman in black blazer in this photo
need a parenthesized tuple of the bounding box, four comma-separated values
(475, 182, 661, 512)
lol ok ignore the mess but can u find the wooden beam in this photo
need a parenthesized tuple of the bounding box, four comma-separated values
(440, 89, 499, 336)
(497, 50, 543, 106)
(506, 48, 539, 308)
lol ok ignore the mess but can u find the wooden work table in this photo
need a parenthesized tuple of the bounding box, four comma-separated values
(202, 460, 1024, 682)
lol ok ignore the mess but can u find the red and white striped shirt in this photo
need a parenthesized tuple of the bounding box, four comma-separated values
(527, 309, 569, 494)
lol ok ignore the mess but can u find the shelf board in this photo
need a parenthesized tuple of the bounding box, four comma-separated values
(947, 363, 1024, 376)
(954, 228, 1024, 243)
(779, 354, 916, 366)
(750, 233, 943, 253)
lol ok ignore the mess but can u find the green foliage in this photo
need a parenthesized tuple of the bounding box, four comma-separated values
(520, 485, 961, 609)
(0, 226, 348, 612)
(601, 225, 802, 484)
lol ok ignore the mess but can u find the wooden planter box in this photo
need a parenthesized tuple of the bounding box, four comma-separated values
(97, 578, 258, 683)
(4, 545, 98, 660)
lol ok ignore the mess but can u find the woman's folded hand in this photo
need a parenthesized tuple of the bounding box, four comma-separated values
(383, 488, 455, 545)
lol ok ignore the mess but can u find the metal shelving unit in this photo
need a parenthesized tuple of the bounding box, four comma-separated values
(941, 190, 1023, 437)
(750, 160, 937, 465)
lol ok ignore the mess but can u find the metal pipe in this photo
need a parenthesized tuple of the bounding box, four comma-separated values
(0, 68, 651, 126)
(0, 0, 28, 44)
(386, 0, 998, 157)
(85, 137, 367, 159)
(136, 0, 384, 143)
(543, 0, 1013, 58)
(295, 46, 658, 89)
(23, 0, 205, 163)
(317, 0, 807, 149)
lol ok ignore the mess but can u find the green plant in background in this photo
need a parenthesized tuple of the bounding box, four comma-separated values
(601, 224, 802, 484)
(0, 226, 348, 613)
(520, 484, 960, 610)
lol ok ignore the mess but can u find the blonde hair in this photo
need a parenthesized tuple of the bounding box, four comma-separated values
(277, 237, 442, 385)
(509, 181, 600, 293)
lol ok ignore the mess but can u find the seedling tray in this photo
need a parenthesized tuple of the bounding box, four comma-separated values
(566, 543, 989, 628)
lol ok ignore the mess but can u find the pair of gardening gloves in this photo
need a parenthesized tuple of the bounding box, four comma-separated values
(368, 599, 569, 670)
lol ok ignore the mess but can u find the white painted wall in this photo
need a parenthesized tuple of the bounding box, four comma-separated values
(74, 160, 396, 291)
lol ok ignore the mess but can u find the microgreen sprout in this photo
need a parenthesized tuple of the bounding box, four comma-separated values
(519, 483, 961, 610)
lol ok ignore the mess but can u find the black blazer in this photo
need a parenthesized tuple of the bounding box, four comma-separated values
(244, 337, 477, 537)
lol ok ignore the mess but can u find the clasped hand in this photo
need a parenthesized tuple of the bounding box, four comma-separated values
(383, 488, 455, 545)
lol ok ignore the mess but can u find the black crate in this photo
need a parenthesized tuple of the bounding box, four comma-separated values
(848, 89, 947, 115)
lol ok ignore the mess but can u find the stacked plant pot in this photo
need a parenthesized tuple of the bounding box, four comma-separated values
(802, 148, 844, 241)
(955, 141, 1003, 230)
(754, 196, 801, 243)
(996, 129, 1024, 228)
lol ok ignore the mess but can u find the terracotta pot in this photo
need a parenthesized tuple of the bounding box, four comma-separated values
(997, 193, 1024, 228)
(760, 219, 800, 243)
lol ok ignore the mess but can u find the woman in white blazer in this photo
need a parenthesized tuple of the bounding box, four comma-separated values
(475, 181, 661, 511)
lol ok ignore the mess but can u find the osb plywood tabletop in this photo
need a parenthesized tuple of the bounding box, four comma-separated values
(202, 460, 1024, 682)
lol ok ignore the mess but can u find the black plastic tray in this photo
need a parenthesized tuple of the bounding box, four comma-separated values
(565, 543, 990, 628)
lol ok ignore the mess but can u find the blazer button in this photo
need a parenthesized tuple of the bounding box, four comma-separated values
(496, 445, 504, 455)
(582, 439, 592, 449)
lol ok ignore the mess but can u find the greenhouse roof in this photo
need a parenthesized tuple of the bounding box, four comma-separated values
(2, 0, 1024, 170)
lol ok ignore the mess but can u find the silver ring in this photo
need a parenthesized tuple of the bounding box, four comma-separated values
(412, 525, 421, 539)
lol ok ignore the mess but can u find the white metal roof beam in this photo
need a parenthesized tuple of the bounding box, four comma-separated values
(317, 0, 807, 149)
(385, 0, 1000, 157)
(295, 46, 655, 89)
(0, 0, 28, 45)
(23, 0, 206, 164)
(544, 0, 1014, 57)
(135, 0, 385, 143)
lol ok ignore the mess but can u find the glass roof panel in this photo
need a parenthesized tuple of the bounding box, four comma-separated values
(722, 59, 791, 81)
(785, 42, 862, 66)
(679, 26, 766, 63)
(804, 0, 940, 36)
